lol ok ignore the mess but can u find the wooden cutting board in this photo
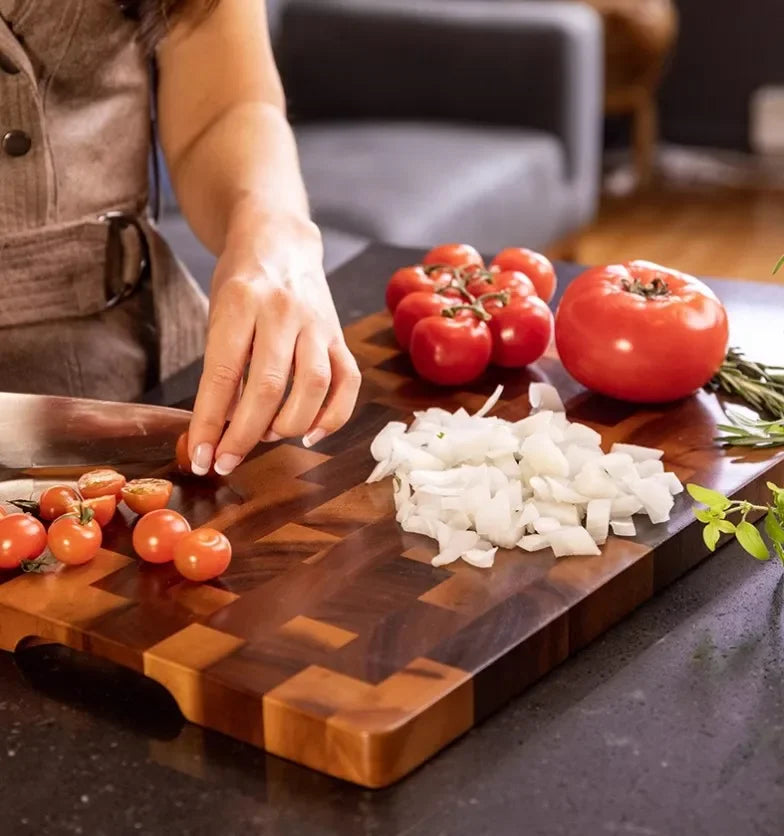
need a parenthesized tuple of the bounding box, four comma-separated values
(0, 302, 782, 788)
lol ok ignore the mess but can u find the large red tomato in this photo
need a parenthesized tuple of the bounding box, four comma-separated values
(409, 313, 492, 386)
(486, 295, 554, 368)
(554, 261, 729, 403)
(491, 248, 557, 302)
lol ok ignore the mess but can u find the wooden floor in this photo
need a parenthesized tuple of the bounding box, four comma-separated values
(579, 187, 784, 282)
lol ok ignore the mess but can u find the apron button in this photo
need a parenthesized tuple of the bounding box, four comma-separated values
(0, 53, 20, 74)
(2, 130, 32, 157)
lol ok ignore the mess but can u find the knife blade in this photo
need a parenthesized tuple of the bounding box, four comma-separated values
(0, 392, 191, 474)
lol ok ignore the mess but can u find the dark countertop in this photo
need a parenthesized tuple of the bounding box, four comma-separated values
(3, 246, 784, 836)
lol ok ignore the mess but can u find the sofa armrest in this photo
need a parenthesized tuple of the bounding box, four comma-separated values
(278, 0, 603, 188)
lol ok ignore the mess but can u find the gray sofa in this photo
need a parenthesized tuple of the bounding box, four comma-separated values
(158, 0, 603, 291)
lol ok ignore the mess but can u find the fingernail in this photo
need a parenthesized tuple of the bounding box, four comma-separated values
(191, 443, 214, 476)
(263, 431, 281, 443)
(303, 428, 326, 449)
(214, 453, 242, 476)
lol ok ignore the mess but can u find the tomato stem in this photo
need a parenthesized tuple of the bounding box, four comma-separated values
(8, 499, 41, 517)
(442, 303, 492, 322)
(477, 290, 510, 307)
(621, 276, 671, 299)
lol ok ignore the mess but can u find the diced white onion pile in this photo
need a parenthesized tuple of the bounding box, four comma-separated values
(367, 384, 683, 569)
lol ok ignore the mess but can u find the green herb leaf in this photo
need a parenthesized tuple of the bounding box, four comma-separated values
(437, 432, 445, 439)
(695, 509, 715, 524)
(687, 484, 730, 510)
(773, 540, 784, 565)
(703, 523, 721, 552)
(764, 511, 784, 544)
(715, 520, 737, 535)
(774, 254, 784, 275)
(735, 521, 770, 561)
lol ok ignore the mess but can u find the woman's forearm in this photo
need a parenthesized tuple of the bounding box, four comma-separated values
(164, 99, 312, 257)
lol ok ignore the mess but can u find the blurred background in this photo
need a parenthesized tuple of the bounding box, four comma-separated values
(159, 0, 784, 287)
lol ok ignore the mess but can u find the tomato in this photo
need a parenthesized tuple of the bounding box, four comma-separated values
(173, 528, 232, 582)
(69, 495, 117, 527)
(467, 269, 537, 302)
(422, 243, 484, 270)
(36, 485, 82, 521)
(554, 260, 729, 403)
(386, 266, 437, 313)
(175, 431, 192, 474)
(409, 313, 492, 386)
(133, 509, 191, 564)
(393, 292, 451, 351)
(78, 469, 126, 499)
(486, 295, 554, 368)
(47, 509, 102, 566)
(121, 479, 173, 515)
(0, 514, 47, 569)
(491, 248, 557, 302)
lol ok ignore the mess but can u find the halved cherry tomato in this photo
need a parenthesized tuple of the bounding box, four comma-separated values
(69, 495, 117, 527)
(0, 514, 47, 570)
(467, 269, 537, 302)
(47, 507, 102, 566)
(121, 479, 173, 515)
(133, 509, 191, 564)
(422, 243, 484, 270)
(393, 292, 451, 351)
(491, 248, 557, 302)
(409, 312, 492, 386)
(486, 295, 554, 368)
(38, 485, 81, 521)
(78, 469, 126, 499)
(554, 260, 729, 403)
(173, 528, 232, 582)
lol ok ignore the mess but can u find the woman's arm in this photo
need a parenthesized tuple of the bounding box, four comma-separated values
(156, 0, 360, 476)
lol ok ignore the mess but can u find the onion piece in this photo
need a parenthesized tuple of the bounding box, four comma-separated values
(533, 500, 581, 527)
(630, 477, 674, 525)
(474, 385, 504, 418)
(463, 546, 498, 568)
(533, 516, 562, 535)
(610, 443, 664, 462)
(370, 422, 408, 462)
(518, 533, 549, 552)
(565, 422, 602, 448)
(611, 518, 637, 537)
(610, 494, 644, 518)
(520, 434, 570, 478)
(657, 471, 684, 495)
(529, 383, 565, 412)
(573, 463, 619, 500)
(546, 526, 601, 557)
(636, 459, 665, 478)
(586, 498, 612, 545)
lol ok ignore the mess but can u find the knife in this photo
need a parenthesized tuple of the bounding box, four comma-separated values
(0, 392, 191, 476)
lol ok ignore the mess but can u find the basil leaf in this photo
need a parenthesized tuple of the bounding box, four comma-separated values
(735, 521, 770, 561)
(715, 520, 736, 535)
(764, 511, 784, 544)
(703, 523, 720, 552)
(687, 484, 730, 510)
(695, 509, 715, 524)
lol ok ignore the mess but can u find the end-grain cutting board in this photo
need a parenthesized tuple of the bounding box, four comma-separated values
(0, 299, 782, 788)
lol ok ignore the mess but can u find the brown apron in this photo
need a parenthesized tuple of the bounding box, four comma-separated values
(0, 0, 208, 401)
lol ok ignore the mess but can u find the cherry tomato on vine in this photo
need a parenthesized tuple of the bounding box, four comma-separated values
(467, 269, 537, 302)
(422, 243, 484, 271)
(554, 260, 729, 403)
(38, 485, 81, 521)
(69, 495, 117, 527)
(409, 313, 493, 386)
(386, 266, 438, 313)
(47, 507, 102, 566)
(393, 292, 451, 351)
(490, 248, 557, 302)
(0, 514, 47, 570)
(133, 509, 191, 564)
(121, 479, 173, 515)
(485, 295, 554, 368)
(78, 469, 126, 499)
(173, 528, 233, 582)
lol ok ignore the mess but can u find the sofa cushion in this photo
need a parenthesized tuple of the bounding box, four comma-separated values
(295, 121, 574, 253)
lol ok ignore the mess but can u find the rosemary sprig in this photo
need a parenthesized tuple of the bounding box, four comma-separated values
(709, 347, 784, 422)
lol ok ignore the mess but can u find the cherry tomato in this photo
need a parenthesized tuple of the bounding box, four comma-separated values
(491, 248, 557, 302)
(486, 295, 554, 368)
(554, 260, 729, 403)
(386, 266, 438, 313)
(69, 495, 117, 527)
(467, 269, 537, 302)
(47, 510, 102, 566)
(0, 514, 48, 570)
(36, 485, 82, 521)
(78, 469, 126, 499)
(133, 509, 191, 564)
(173, 528, 233, 582)
(121, 479, 173, 515)
(409, 313, 492, 386)
(393, 292, 451, 351)
(422, 243, 484, 271)
(175, 431, 192, 474)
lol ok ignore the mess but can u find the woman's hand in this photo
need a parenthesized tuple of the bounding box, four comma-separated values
(187, 204, 361, 476)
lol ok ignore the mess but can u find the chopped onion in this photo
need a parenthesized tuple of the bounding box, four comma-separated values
(368, 384, 679, 568)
